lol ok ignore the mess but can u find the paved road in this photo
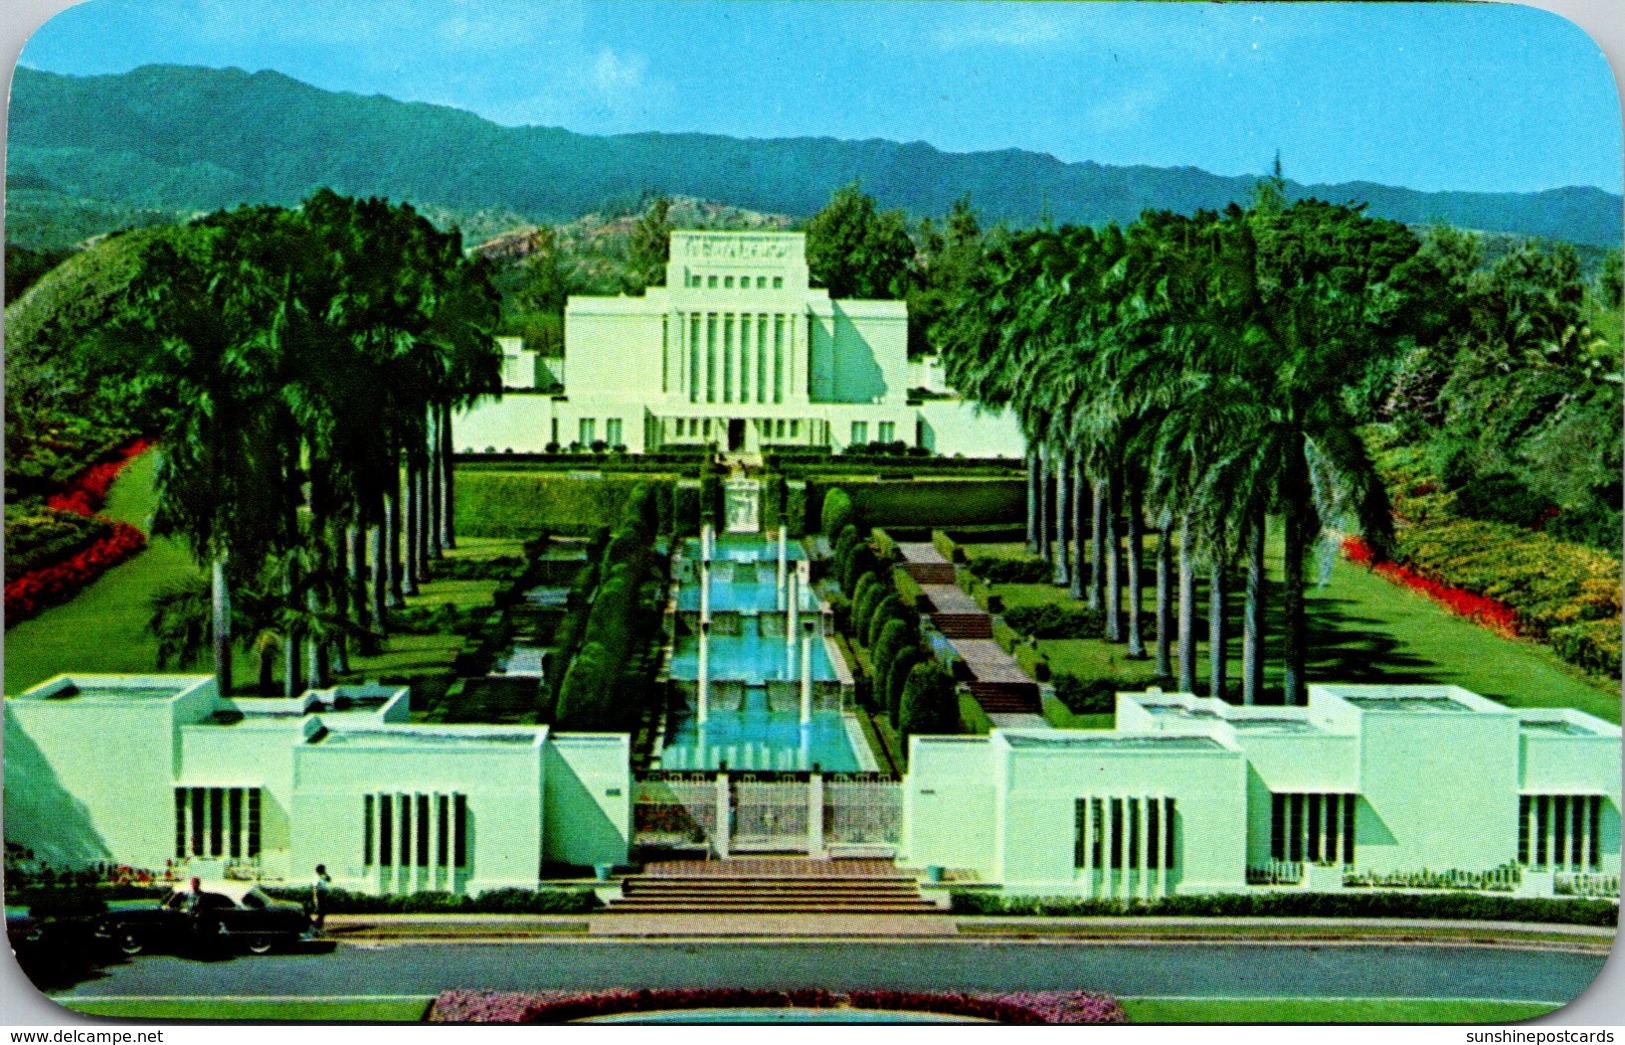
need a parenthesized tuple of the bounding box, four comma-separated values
(60, 941, 1604, 1005)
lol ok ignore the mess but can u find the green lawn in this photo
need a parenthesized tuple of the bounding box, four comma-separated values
(962, 532, 1618, 723)
(59, 997, 432, 1022)
(1119, 997, 1559, 1024)
(4, 454, 523, 698)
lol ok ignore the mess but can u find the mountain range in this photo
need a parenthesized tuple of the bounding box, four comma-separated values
(7, 64, 1622, 248)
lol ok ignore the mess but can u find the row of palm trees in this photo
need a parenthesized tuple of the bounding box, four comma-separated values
(939, 184, 1429, 704)
(116, 190, 503, 694)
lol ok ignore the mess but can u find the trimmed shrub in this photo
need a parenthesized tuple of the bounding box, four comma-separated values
(867, 594, 906, 648)
(948, 890, 1616, 926)
(899, 661, 959, 740)
(1004, 603, 1105, 640)
(784, 480, 809, 537)
(456, 471, 676, 538)
(968, 556, 1053, 585)
(262, 886, 601, 915)
(886, 648, 924, 726)
(851, 574, 886, 639)
(1052, 673, 1118, 715)
(821, 486, 855, 538)
(871, 617, 915, 692)
(842, 545, 881, 597)
(844, 478, 1023, 528)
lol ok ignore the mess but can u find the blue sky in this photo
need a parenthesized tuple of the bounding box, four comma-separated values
(17, 0, 1624, 195)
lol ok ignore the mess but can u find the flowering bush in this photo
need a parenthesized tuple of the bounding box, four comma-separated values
(3, 509, 111, 582)
(427, 988, 1130, 1024)
(5, 522, 147, 621)
(1342, 536, 1519, 637)
(5, 438, 154, 625)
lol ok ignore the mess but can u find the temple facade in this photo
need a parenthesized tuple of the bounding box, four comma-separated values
(456, 230, 1025, 458)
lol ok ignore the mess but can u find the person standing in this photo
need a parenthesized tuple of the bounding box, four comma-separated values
(311, 864, 331, 932)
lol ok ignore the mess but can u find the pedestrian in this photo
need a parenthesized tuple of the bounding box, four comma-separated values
(311, 864, 331, 932)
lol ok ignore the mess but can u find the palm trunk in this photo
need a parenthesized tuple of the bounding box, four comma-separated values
(282, 562, 299, 699)
(1088, 479, 1106, 612)
(386, 478, 404, 609)
(402, 460, 420, 597)
(332, 524, 351, 674)
(1036, 445, 1051, 561)
(1069, 456, 1088, 600)
(426, 412, 443, 562)
(211, 554, 232, 696)
(1282, 433, 1310, 706)
(306, 590, 324, 690)
(1104, 472, 1123, 643)
(1125, 479, 1147, 660)
(1052, 451, 1070, 586)
(1026, 451, 1041, 553)
(415, 461, 432, 583)
(440, 402, 456, 551)
(369, 517, 389, 634)
(1243, 503, 1267, 705)
(1154, 514, 1172, 678)
(257, 644, 276, 696)
(1208, 557, 1229, 700)
(349, 522, 370, 631)
(1177, 512, 1197, 692)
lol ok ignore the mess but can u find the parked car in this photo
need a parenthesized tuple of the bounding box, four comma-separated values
(96, 881, 311, 956)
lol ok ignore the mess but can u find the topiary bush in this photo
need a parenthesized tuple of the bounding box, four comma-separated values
(899, 661, 959, 740)
(821, 486, 855, 539)
(1052, 673, 1118, 715)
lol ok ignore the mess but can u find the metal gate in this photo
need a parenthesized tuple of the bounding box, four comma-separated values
(633, 772, 717, 851)
(824, 772, 901, 846)
(731, 772, 810, 852)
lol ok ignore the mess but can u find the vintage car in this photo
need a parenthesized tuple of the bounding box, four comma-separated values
(96, 881, 311, 956)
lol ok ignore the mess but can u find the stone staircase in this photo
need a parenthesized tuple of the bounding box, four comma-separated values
(968, 681, 1042, 715)
(931, 613, 994, 639)
(902, 561, 957, 586)
(607, 859, 941, 915)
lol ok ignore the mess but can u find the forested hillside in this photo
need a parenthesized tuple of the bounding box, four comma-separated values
(9, 64, 1622, 252)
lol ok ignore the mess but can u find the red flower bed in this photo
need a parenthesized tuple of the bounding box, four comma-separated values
(7, 439, 155, 625)
(427, 988, 1129, 1024)
(5, 522, 147, 621)
(46, 438, 154, 516)
(1342, 536, 1519, 637)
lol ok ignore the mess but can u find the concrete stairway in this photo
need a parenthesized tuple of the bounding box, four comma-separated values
(608, 860, 940, 915)
(903, 561, 957, 586)
(932, 613, 994, 639)
(967, 681, 1042, 715)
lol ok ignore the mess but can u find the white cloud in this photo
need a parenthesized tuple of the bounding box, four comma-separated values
(933, 12, 1066, 49)
(1083, 83, 1166, 134)
(591, 47, 646, 99)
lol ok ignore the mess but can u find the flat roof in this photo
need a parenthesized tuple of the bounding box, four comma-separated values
(1342, 695, 1476, 714)
(1228, 718, 1321, 734)
(1519, 719, 1599, 737)
(1004, 734, 1224, 751)
(311, 730, 540, 748)
(14, 679, 198, 702)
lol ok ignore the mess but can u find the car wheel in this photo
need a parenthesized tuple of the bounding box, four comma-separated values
(245, 936, 275, 955)
(114, 928, 145, 956)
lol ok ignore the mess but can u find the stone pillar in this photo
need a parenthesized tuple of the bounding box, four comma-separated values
(700, 559, 712, 625)
(702, 522, 714, 563)
(800, 625, 814, 725)
(808, 771, 826, 858)
(715, 770, 731, 859)
(777, 526, 788, 599)
(698, 621, 711, 725)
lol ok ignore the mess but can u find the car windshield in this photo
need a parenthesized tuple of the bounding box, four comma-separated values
(239, 889, 269, 910)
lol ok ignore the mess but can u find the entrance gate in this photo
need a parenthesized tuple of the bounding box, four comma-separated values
(633, 770, 899, 858)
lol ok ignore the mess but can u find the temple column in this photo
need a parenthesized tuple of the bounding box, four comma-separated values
(698, 621, 711, 725)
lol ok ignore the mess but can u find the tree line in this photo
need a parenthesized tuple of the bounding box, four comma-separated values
(99, 190, 504, 694)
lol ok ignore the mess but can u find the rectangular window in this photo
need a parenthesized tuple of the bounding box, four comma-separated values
(708, 275, 718, 288)
(209, 789, 224, 856)
(417, 794, 431, 868)
(1270, 793, 1286, 861)
(454, 795, 469, 868)
(1536, 796, 1550, 867)
(706, 314, 718, 403)
(191, 788, 205, 856)
(175, 789, 187, 859)
(228, 787, 243, 859)
(1518, 795, 1531, 865)
(1127, 798, 1140, 869)
(773, 315, 785, 403)
(1074, 799, 1088, 868)
(399, 794, 412, 868)
(790, 420, 800, 438)
(1090, 798, 1104, 869)
(247, 789, 260, 857)
(878, 421, 895, 443)
(757, 316, 768, 402)
(1307, 793, 1321, 861)
(1590, 796, 1603, 870)
(723, 314, 734, 402)
(1147, 799, 1161, 870)
(725, 275, 734, 288)
(851, 421, 868, 446)
(1572, 796, 1585, 869)
(379, 795, 393, 867)
(1341, 794, 1355, 865)
(578, 418, 595, 446)
(605, 418, 623, 447)
(1109, 798, 1124, 869)
(1554, 795, 1569, 867)
(689, 314, 701, 403)
(1288, 794, 1304, 862)
(661, 317, 669, 394)
(438, 795, 450, 868)
(364, 795, 374, 865)
(738, 314, 750, 403)
(1164, 798, 1177, 871)
(773, 277, 783, 289)
(757, 276, 767, 289)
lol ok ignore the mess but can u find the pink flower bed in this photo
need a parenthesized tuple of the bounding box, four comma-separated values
(1342, 536, 1519, 637)
(427, 988, 1129, 1024)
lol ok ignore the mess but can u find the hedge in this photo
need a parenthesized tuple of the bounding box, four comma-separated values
(949, 890, 1618, 926)
(968, 556, 1053, 585)
(899, 661, 959, 740)
(262, 886, 602, 915)
(456, 471, 676, 537)
(1051, 673, 1119, 715)
(4, 508, 111, 583)
(821, 486, 855, 538)
(808, 479, 1023, 528)
(1003, 603, 1105, 640)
